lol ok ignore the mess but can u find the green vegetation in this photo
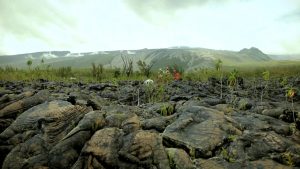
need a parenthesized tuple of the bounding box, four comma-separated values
(160, 103, 174, 116)
(91, 62, 104, 81)
(289, 123, 297, 135)
(121, 54, 133, 77)
(113, 68, 121, 78)
(227, 135, 237, 142)
(215, 59, 223, 99)
(0, 60, 299, 83)
(287, 87, 297, 122)
(238, 98, 248, 110)
(57, 66, 73, 78)
(137, 60, 154, 78)
(228, 69, 238, 106)
(221, 147, 236, 163)
(27, 60, 32, 70)
(281, 151, 294, 167)
(228, 69, 238, 87)
(144, 83, 166, 103)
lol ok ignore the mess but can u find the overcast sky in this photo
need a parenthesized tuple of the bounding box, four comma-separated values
(0, 0, 299, 55)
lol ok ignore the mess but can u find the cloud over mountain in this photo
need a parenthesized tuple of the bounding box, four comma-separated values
(0, 0, 299, 55)
(123, 0, 231, 22)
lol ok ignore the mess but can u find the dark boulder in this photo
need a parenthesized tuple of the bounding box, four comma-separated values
(0, 90, 49, 118)
(1, 100, 90, 169)
(163, 106, 240, 158)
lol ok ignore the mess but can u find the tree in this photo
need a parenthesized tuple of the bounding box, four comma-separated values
(137, 60, 155, 78)
(27, 60, 33, 70)
(215, 59, 223, 99)
(121, 54, 133, 77)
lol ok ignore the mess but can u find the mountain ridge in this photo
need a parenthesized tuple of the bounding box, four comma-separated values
(0, 47, 272, 71)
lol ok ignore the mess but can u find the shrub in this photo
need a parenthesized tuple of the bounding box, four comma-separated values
(144, 83, 166, 103)
(121, 54, 133, 77)
(160, 103, 174, 116)
(113, 68, 121, 78)
(57, 67, 73, 78)
(91, 62, 104, 81)
(137, 60, 154, 78)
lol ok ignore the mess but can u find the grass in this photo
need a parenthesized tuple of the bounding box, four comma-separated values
(0, 60, 300, 83)
(160, 103, 175, 116)
(224, 60, 300, 78)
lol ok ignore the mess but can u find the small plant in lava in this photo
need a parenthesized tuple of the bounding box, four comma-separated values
(260, 70, 270, 103)
(228, 69, 238, 106)
(286, 86, 297, 122)
(160, 103, 174, 116)
(215, 59, 223, 99)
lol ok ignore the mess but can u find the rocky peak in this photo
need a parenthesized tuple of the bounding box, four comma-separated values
(238, 47, 271, 61)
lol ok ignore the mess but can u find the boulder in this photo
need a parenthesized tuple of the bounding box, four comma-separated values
(1, 100, 90, 168)
(241, 130, 296, 160)
(49, 131, 91, 169)
(0, 90, 49, 118)
(193, 157, 243, 169)
(62, 110, 106, 140)
(119, 130, 170, 169)
(262, 108, 284, 118)
(0, 91, 33, 109)
(0, 118, 14, 133)
(72, 128, 123, 169)
(166, 148, 195, 169)
(193, 158, 291, 169)
(163, 106, 240, 158)
(231, 112, 290, 135)
(141, 114, 177, 132)
(248, 159, 293, 169)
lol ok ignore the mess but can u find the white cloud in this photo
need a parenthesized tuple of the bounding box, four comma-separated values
(0, 0, 299, 55)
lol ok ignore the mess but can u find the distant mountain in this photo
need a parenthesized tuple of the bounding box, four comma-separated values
(238, 47, 270, 61)
(0, 47, 272, 71)
(0, 51, 71, 67)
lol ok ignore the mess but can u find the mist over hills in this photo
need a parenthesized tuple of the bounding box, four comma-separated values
(0, 47, 277, 71)
(269, 54, 300, 61)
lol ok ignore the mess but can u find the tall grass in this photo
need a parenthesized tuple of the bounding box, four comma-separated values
(0, 61, 299, 83)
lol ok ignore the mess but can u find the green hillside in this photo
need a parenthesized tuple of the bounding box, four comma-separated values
(0, 47, 272, 71)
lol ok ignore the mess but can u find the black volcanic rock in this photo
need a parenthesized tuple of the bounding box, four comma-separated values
(0, 79, 299, 168)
